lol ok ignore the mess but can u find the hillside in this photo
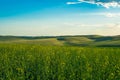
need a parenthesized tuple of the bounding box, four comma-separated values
(0, 35, 120, 47)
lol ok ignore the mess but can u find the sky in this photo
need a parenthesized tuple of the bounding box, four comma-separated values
(0, 0, 120, 36)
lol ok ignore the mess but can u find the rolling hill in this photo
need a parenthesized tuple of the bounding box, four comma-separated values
(0, 35, 120, 47)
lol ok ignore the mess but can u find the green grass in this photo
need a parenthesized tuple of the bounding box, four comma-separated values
(1, 35, 120, 47)
(0, 43, 120, 80)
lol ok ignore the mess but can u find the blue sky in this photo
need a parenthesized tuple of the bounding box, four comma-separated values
(0, 0, 120, 36)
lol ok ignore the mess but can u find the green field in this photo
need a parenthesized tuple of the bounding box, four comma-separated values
(0, 43, 120, 80)
(0, 35, 120, 47)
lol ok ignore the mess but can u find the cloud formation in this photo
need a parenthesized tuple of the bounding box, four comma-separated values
(67, 0, 120, 8)
(105, 13, 120, 17)
(95, 13, 120, 17)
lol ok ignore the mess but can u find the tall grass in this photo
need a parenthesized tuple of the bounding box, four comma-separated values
(0, 44, 120, 80)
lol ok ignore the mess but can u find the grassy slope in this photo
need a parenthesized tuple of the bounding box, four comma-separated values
(0, 35, 120, 47)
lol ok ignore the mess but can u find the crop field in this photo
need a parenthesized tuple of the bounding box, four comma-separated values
(0, 43, 120, 80)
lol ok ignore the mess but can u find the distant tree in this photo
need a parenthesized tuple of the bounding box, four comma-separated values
(57, 37, 65, 40)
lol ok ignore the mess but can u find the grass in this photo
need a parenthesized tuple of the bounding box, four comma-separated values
(1, 35, 120, 47)
(0, 43, 120, 80)
(1, 39, 120, 47)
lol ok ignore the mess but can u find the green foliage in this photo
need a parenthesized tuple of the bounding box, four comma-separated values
(0, 44, 120, 80)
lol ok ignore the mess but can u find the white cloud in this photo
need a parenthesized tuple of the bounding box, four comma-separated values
(98, 2, 120, 9)
(64, 22, 120, 36)
(105, 13, 116, 17)
(64, 22, 120, 28)
(88, 12, 120, 18)
(67, 0, 120, 8)
(96, 23, 120, 36)
(105, 23, 120, 28)
(64, 22, 103, 27)
(98, 13, 120, 18)
(66, 2, 80, 5)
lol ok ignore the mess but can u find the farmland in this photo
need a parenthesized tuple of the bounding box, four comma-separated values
(0, 43, 120, 80)
(0, 35, 120, 47)
(1, 0, 120, 79)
